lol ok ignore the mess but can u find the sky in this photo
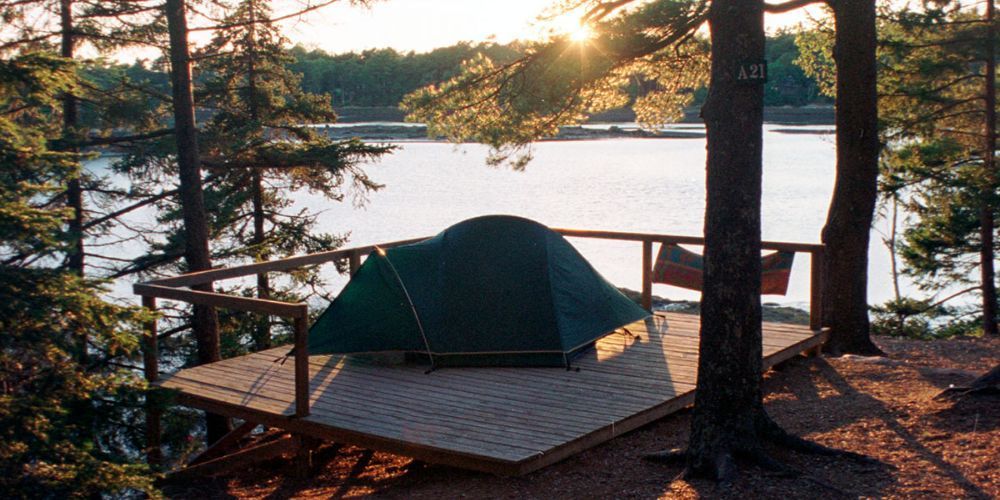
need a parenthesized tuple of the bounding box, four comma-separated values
(275, 0, 830, 55)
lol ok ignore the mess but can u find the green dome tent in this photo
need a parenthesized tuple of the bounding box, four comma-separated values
(308, 215, 650, 367)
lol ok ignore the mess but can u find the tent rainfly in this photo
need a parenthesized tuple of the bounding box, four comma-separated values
(308, 215, 650, 367)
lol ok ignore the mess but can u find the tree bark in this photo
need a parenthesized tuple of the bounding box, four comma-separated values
(251, 170, 272, 350)
(164, 0, 229, 444)
(821, 0, 884, 355)
(969, 363, 1000, 391)
(981, 0, 998, 336)
(246, 3, 272, 350)
(685, 0, 767, 480)
(60, 0, 84, 277)
(979, 205, 997, 335)
(664, 4, 873, 481)
(59, 0, 89, 366)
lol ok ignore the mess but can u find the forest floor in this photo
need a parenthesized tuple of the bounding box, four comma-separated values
(163, 334, 999, 499)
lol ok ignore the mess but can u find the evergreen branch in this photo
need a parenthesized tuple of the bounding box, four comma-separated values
(108, 250, 184, 279)
(584, 0, 637, 22)
(881, 74, 983, 98)
(78, 128, 175, 147)
(764, 0, 826, 14)
(189, 0, 347, 32)
(74, 31, 166, 49)
(0, 32, 59, 51)
(78, 77, 173, 105)
(83, 173, 220, 231)
(157, 323, 192, 341)
(83, 253, 138, 263)
(77, 4, 162, 20)
(889, 36, 985, 50)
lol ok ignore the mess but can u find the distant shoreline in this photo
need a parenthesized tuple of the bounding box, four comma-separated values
(316, 123, 833, 142)
(334, 105, 836, 125)
(324, 105, 835, 141)
(92, 106, 836, 156)
(316, 123, 711, 142)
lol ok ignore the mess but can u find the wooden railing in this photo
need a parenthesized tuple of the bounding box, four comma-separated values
(551, 229, 826, 331)
(134, 230, 824, 427)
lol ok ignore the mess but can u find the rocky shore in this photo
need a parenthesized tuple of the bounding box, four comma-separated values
(316, 123, 707, 142)
(320, 105, 834, 142)
(617, 287, 811, 324)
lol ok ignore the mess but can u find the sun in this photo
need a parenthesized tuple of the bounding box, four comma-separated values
(568, 23, 593, 42)
(548, 12, 593, 43)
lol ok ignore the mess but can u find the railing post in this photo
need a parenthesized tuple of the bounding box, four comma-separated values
(141, 296, 162, 468)
(641, 239, 653, 311)
(293, 308, 310, 418)
(809, 245, 825, 332)
(348, 250, 361, 277)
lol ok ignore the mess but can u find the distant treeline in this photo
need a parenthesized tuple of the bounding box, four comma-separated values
(90, 33, 828, 126)
(288, 42, 524, 107)
(286, 33, 829, 110)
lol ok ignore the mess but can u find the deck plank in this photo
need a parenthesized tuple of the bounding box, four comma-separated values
(158, 312, 823, 475)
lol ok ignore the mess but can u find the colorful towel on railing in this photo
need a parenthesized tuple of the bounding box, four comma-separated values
(651, 243, 795, 295)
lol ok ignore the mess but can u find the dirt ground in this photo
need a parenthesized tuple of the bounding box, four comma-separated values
(164, 335, 999, 499)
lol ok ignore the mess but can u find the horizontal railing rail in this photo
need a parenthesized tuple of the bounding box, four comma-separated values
(134, 229, 825, 425)
(144, 237, 427, 289)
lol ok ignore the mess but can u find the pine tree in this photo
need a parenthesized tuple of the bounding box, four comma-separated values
(0, 51, 155, 499)
(882, 1, 999, 335)
(194, 0, 393, 351)
(799, 1, 1000, 335)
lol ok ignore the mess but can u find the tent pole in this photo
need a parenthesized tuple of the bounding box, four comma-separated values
(375, 246, 436, 371)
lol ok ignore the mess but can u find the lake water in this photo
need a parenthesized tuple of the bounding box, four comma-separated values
(91, 124, 907, 310)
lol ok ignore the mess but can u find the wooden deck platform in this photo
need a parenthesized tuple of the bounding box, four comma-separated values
(159, 312, 825, 476)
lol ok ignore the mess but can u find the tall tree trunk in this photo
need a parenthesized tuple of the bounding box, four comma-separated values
(821, 0, 884, 355)
(982, 0, 998, 336)
(60, 0, 87, 365)
(980, 207, 997, 335)
(246, 2, 272, 350)
(60, 0, 83, 276)
(251, 170, 271, 350)
(888, 197, 901, 302)
(164, 0, 229, 444)
(662, 1, 868, 481)
(685, 0, 767, 480)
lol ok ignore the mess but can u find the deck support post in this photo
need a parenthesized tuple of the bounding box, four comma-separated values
(189, 420, 259, 466)
(641, 240, 653, 311)
(141, 296, 162, 468)
(167, 434, 297, 481)
(348, 250, 361, 276)
(293, 435, 322, 478)
(809, 246, 825, 332)
(293, 311, 310, 418)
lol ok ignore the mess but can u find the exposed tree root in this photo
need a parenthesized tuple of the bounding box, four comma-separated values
(712, 451, 737, 485)
(743, 442, 857, 496)
(937, 385, 1000, 399)
(756, 414, 878, 464)
(642, 448, 686, 465)
(645, 412, 877, 494)
(822, 341, 886, 358)
(738, 445, 798, 477)
(935, 364, 1000, 400)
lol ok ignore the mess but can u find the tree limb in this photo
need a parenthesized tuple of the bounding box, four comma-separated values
(764, 0, 827, 14)
(80, 128, 174, 147)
